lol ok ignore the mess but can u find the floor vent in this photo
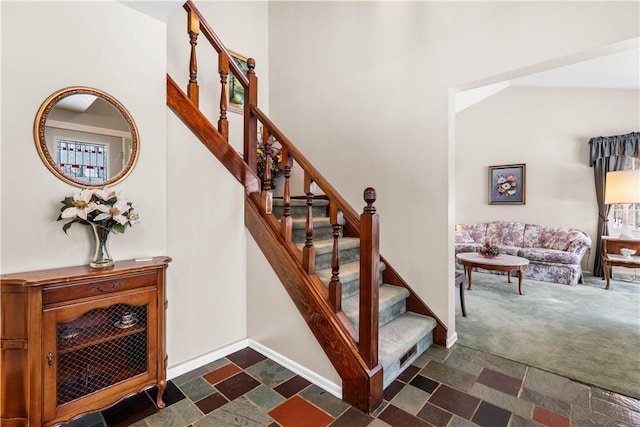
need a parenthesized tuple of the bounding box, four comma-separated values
(399, 344, 417, 367)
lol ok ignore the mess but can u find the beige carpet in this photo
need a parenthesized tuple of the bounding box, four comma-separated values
(455, 271, 640, 398)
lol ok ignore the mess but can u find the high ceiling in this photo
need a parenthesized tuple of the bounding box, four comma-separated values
(511, 48, 640, 90)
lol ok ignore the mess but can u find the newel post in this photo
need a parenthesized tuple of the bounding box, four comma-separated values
(359, 187, 379, 369)
(244, 58, 258, 174)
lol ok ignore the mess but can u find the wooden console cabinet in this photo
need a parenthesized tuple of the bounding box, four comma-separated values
(1, 257, 171, 427)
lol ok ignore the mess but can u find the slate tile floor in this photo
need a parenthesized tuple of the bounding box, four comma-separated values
(65, 345, 640, 427)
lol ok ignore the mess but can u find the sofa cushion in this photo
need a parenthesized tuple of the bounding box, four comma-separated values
(456, 224, 487, 243)
(496, 245, 521, 256)
(518, 248, 580, 265)
(542, 230, 572, 251)
(524, 224, 559, 248)
(455, 230, 474, 243)
(486, 221, 525, 247)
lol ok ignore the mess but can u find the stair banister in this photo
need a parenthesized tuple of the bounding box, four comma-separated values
(171, 1, 449, 413)
(187, 9, 199, 106)
(359, 188, 380, 369)
(329, 202, 343, 312)
(183, 1, 249, 88)
(280, 148, 293, 241)
(303, 172, 317, 274)
(250, 106, 361, 234)
(217, 53, 229, 141)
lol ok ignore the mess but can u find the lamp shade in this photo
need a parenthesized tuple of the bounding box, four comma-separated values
(605, 170, 640, 204)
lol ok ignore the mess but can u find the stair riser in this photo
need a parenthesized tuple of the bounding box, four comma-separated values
(291, 225, 338, 244)
(340, 272, 384, 299)
(273, 204, 329, 219)
(383, 333, 433, 389)
(352, 300, 407, 330)
(315, 247, 360, 271)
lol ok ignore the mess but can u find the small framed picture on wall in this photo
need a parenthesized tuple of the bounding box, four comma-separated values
(488, 163, 526, 205)
(228, 50, 249, 114)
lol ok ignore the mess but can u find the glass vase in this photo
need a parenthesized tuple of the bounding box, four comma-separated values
(90, 224, 114, 269)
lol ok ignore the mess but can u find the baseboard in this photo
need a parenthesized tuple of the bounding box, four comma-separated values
(446, 332, 458, 348)
(165, 338, 342, 400)
(248, 339, 342, 399)
(167, 339, 250, 380)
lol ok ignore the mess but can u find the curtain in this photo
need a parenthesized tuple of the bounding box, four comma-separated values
(590, 132, 640, 277)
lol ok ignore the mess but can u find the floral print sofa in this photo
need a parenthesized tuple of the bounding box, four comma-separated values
(455, 221, 591, 285)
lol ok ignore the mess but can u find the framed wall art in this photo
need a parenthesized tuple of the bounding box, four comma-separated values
(488, 163, 526, 205)
(228, 50, 248, 113)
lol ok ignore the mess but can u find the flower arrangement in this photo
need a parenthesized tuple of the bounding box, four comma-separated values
(478, 243, 501, 257)
(57, 187, 139, 234)
(496, 173, 517, 197)
(257, 137, 284, 187)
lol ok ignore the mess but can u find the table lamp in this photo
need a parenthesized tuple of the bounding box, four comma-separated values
(605, 170, 640, 238)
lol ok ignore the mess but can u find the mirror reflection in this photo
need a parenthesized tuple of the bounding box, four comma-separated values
(34, 87, 139, 188)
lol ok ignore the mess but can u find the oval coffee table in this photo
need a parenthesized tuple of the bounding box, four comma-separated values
(456, 252, 529, 295)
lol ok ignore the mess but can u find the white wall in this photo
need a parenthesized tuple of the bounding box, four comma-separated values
(456, 86, 640, 273)
(1, 1, 167, 272)
(267, 1, 640, 341)
(165, 1, 268, 365)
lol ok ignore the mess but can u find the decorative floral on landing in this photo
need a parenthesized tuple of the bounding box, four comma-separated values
(257, 137, 284, 185)
(496, 173, 517, 197)
(58, 187, 139, 234)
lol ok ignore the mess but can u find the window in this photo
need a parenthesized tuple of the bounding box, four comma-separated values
(607, 157, 639, 236)
(57, 139, 108, 184)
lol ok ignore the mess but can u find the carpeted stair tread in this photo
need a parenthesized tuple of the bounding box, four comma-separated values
(315, 261, 386, 290)
(341, 284, 410, 327)
(379, 312, 437, 388)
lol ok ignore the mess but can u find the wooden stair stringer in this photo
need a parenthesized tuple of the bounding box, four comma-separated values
(245, 194, 384, 413)
(166, 74, 260, 195)
(380, 256, 447, 346)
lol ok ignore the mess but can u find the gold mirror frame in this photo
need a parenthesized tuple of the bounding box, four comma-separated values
(34, 87, 140, 188)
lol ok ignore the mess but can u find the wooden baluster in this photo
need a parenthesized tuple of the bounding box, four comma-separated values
(302, 172, 317, 274)
(218, 54, 229, 141)
(359, 187, 379, 369)
(187, 11, 200, 107)
(329, 202, 343, 312)
(244, 58, 258, 175)
(261, 128, 273, 214)
(280, 148, 293, 242)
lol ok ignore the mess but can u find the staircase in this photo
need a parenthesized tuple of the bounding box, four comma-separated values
(273, 199, 437, 389)
(167, 0, 447, 413)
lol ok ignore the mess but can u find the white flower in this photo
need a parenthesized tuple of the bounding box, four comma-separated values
(127, 206, 140, 226)
(94, 187, 118, 201)
(500, 182, 511, 190)
(61, 189, 97, 220)
(497, 176, 507, 184)
(93, 199, 131, 225)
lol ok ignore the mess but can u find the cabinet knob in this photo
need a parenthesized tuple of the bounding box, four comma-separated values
(90, 281, 124, 293)
(47, 352, 53, 368)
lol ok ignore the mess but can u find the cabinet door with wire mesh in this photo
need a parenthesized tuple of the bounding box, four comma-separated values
(42, 289, 158, 422)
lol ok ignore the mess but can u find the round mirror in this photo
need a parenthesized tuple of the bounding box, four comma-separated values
(34, 87, 139, 188)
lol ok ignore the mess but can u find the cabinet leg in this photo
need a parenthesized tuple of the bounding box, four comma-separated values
(156, 379, 167, 409)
